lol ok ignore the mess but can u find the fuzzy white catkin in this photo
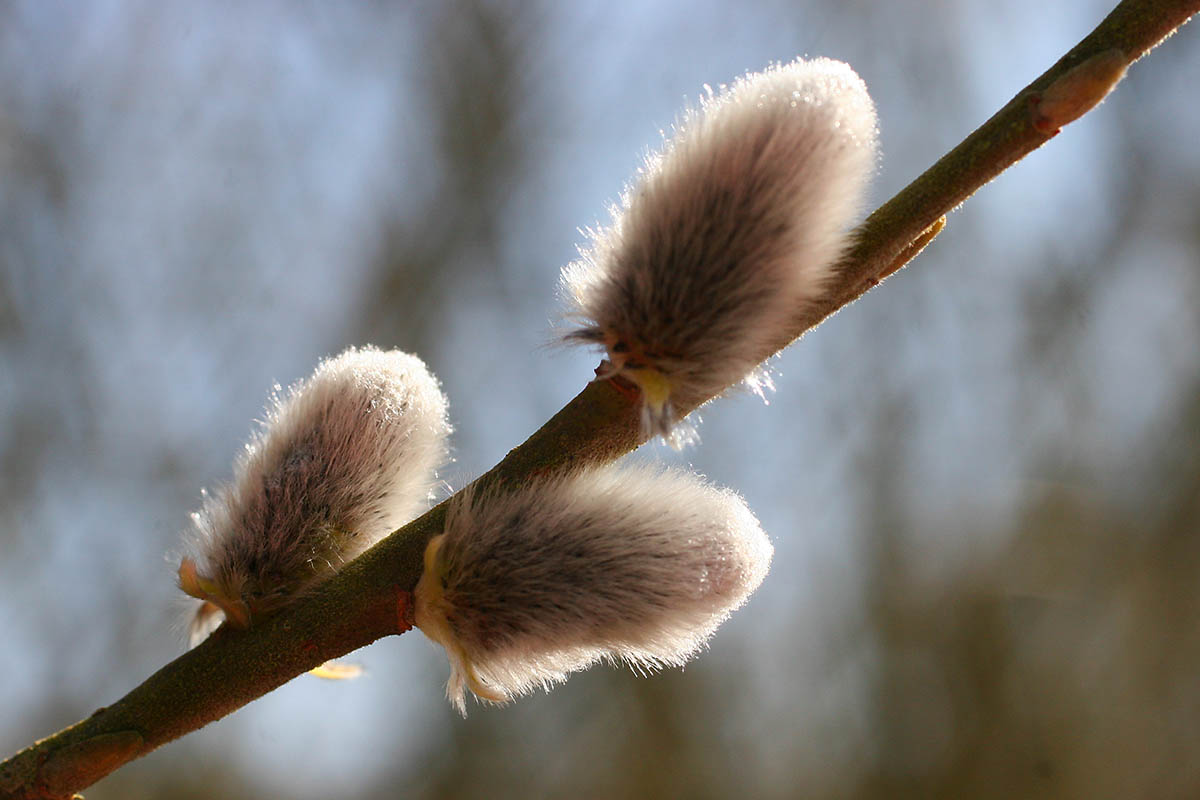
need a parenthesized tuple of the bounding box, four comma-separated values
(178, 346, 451, 644)
(413, 465, 773, 715)
(561, 57, 878, 445)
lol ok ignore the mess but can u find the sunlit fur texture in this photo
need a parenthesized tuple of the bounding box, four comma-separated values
(562, 57, 878, 444)
(179, 346, 450, 645)
(414, 465, 773, 715)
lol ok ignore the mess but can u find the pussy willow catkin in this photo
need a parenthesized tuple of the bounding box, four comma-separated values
(562, 57, 878, 446)
(178, 346, 451, 644)
(414, 465, 772, 715)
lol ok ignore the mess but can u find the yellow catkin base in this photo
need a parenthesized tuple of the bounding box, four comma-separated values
(177, 557, 252, 629)
(413, 535, 507, 705)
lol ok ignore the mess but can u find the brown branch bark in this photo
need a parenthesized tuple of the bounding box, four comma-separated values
(2, 1, 1196, 797)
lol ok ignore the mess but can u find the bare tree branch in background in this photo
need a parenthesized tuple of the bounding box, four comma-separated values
(356, 1, 541, 355)
(0, 1, 1196, 797)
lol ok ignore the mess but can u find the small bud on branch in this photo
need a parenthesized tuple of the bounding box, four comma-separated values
(1030, 49, 1128, 135)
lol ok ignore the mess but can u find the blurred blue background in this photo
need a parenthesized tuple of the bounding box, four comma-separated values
(3, 1, 1200, 797)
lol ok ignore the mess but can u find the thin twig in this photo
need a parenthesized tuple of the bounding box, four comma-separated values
(1, 1, 1196, 797)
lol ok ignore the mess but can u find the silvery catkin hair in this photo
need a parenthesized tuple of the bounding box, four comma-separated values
(178, 346, 451, 644)
(413, 464, 773, 715)
(561, 57, 878, 446)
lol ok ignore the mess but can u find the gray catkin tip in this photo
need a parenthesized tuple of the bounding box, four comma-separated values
(560, 57, 879, 446)
(413, 464, 773, 715)
(177, 346, 451, 645)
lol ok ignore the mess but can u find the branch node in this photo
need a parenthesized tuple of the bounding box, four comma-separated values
(37, 731, 143, 800)
(395, 586, 415, 633)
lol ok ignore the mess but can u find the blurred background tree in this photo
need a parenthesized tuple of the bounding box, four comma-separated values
(1, 1, 1198, 798)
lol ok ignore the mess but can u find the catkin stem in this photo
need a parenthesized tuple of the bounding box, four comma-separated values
(1, 1, 1195, 796)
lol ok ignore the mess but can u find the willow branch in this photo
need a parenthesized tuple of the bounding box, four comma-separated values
(2, 1, 1195, 797)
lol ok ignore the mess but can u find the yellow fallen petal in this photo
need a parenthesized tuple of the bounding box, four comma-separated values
(309, 661, 365, 680)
